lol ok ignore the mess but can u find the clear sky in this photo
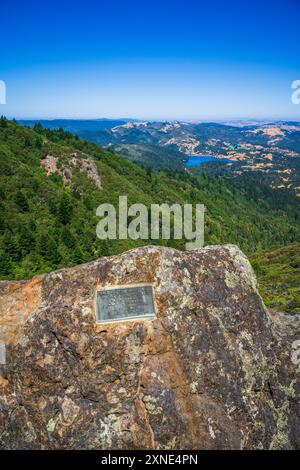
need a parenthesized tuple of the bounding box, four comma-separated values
(1, 0, 300, 120)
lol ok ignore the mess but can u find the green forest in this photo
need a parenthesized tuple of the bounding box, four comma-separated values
(0, 118, 299, 312)
(251, 244, 300, 314)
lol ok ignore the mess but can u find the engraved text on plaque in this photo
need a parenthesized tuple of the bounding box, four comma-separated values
(96, 285, 156, 323)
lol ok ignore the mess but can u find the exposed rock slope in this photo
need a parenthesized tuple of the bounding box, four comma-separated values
(40, 152, 101, 188)
(0, 245, 299, 449)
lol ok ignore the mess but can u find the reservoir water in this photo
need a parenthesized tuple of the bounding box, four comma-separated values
(186, 155, 230, 167)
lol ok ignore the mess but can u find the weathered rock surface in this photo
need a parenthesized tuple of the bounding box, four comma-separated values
(0, 245, 299, 449)
(40, 152, 101, 188)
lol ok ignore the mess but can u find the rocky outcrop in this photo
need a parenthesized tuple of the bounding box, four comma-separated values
(0, 245, 299, 449)
(41, 152, 101, 188)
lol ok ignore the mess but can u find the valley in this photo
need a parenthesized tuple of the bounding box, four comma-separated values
(21, 119, 300, 198)
(1, 118, 300, 313)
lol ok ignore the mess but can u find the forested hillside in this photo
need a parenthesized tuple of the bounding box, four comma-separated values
(1, 118, 299, 286)
(109, 143, 187, 169)
(251, 244, 300, 313)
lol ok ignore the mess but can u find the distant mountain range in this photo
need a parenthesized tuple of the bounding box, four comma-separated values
(19, 119, 300, 197)
(19, 118, 128, 133)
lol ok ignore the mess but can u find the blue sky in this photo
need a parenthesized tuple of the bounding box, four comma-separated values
(1, 0, 299, 120)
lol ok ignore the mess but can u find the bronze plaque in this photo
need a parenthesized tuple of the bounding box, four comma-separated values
(96, 285, 156, 323)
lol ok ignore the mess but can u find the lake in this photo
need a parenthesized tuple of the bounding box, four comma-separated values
(186, 155, 230, 167)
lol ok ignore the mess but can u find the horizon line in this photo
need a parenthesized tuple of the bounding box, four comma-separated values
(4, 115, 300, 123)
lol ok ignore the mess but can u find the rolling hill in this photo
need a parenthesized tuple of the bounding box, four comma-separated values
(72, 120, 300, 197)
(1, 118, 299, 314)
(108, 143, 187, 169)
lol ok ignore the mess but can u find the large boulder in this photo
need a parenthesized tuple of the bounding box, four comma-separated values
(0, 245, 299, 449)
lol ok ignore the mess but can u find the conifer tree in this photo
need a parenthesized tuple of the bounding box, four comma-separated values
(19, 224, 35, 255)
(37, 233, 60, 264)
(0, 116, 7, 128)
(58, 193, 73, 225)
(61, 226, 75, 248)
(3, 230, 21, 262)
(14, 191, 29, 212)
(72, 245, 84, 264)
(0, 249, 11, 276)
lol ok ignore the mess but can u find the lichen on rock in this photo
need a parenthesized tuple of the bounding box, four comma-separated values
(0, 245, 299, 449)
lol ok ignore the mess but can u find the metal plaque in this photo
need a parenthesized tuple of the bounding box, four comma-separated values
(96, 285, 156, 323)
(0, 342, 6, 365)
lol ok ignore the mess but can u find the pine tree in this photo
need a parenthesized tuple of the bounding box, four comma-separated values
(47, 197, 58, 216)
(3, 230, 21, 262)
(37, 233, 60, 265)
(0, 249, 12, 276)
(72, 245, 84, 264)
(58, 193, 73, 225)
(24, 135, 31, 147)
(61, 226, 75, 248)
(35, 137, 42, 149)
(19, 224, 35, 255)
(46, 237, 61, 264)
(33, 122, 43, 133)
(14, 191, 29, 212)
(0, 116, 7, 128)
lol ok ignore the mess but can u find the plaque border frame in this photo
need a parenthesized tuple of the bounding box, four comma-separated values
(95, 283, 157, 324)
